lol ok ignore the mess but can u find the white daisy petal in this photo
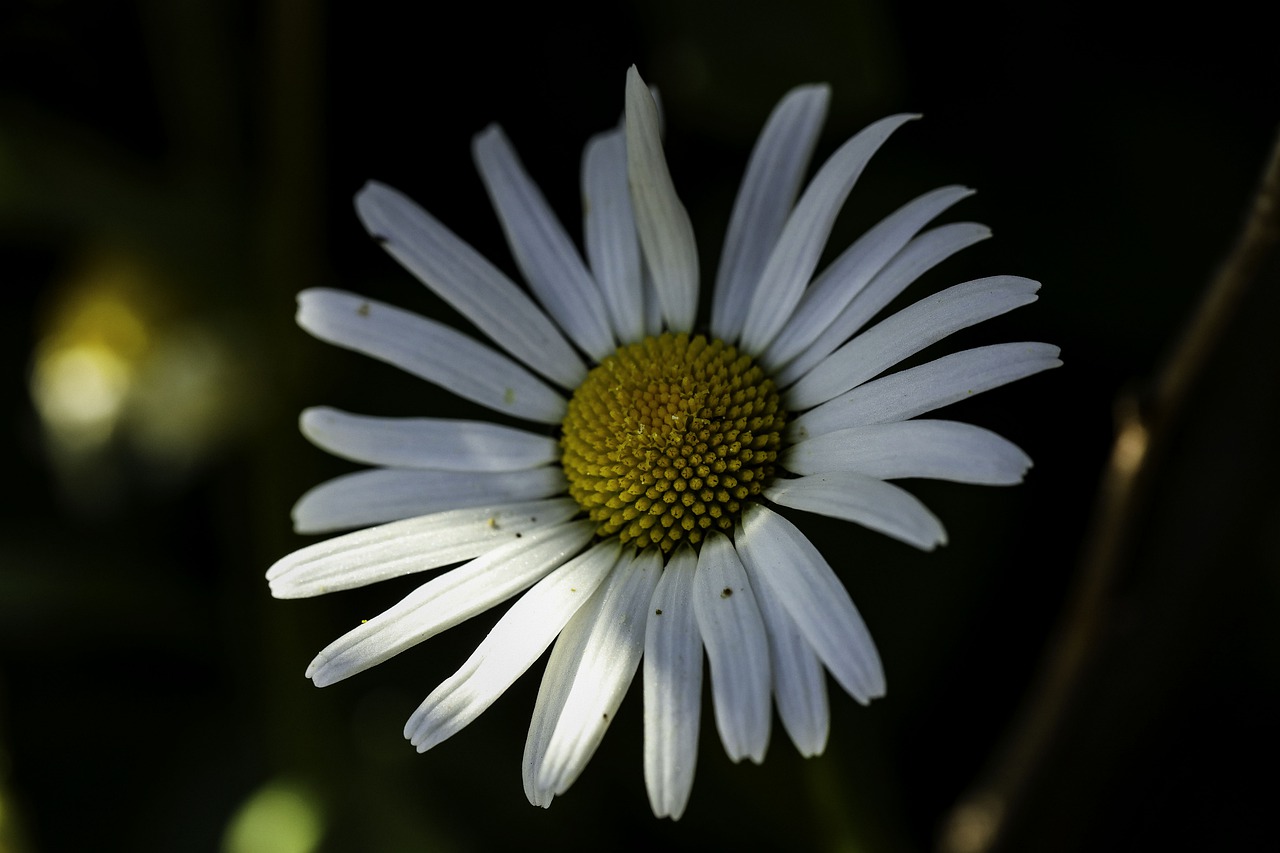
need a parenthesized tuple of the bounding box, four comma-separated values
(738, 113, 918, 355)
(643, 547, 702, 820)
(354, 181, 587, 389)
(736, 504, 885, 703)
(711, 83, 831, 343)
(625, 67, 698, 332)
(583, 128, 645, 344)
(299, 406, 558, 471)
(306, 520, 595, 688)
(521, 560, 614, 809)
(528, 548, 662, 805)
(641, 260, 665, 337)
(296, 289, 567, 423)
(693, 532, 772, 764)
(791, 342, 1063, 440)
(473, 125, 616, 360)
(763, 185, 976, 370)
(405, 540, 623, 753)
(787, 276, 1042, 409)
(268, 498, 580, 598)
(748, 570, 830, 757)
(777, 221, 992, 386)
(783, 419, 1032, 484)
(766, 472, 948, 551)
(291, 466, 567, 534)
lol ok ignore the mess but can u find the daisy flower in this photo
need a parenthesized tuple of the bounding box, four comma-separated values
(267, 66, 1060, 819)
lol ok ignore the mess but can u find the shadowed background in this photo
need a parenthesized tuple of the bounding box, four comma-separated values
(2, 1, 1277, 851)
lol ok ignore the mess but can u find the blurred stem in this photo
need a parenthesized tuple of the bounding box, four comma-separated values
(139, 0, 241, 178)
(252, 0, 335, 784)
(938, 129, 1280, 853)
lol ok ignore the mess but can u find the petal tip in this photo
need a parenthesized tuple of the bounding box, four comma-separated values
(471, 122, 505, 153)
(354, 179, 384, 205)
(785, 81, 832, 106)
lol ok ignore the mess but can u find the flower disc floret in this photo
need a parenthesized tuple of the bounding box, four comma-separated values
(560, 332, 785, 553)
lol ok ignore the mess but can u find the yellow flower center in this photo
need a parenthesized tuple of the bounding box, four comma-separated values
(560, 332, 785, 554)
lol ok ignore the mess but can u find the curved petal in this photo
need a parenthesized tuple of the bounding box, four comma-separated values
(473, 125, 616, 360)
(300, 406, 558, 471)
(776, 221, 992, 386)
(306, 520, 596, 687)
(736, 504, 885, 704)
(763, 185, 976, 370)
(526, 548, 661, 806)
(354, 182, 587, 388)
(711, 84, 830, 343)
(267, 498, 580, 598)
(625, 67, 698, 332)
(643, 547, 702, 820)
(291, 466, 567, 534)
(693, 532, 772, 764)
(748, 569, 829, 757)
(787, 276, 1041, 409)
(765, 473, 948, 551)
(583, 128, 645, 345)
(296, 289, 567, 424)
(404, 539, 623, 753)
(641, 258, 665, 337)
(789, 342, 1062, 440)
(783, 419, 1032, 484)
(738, 114, 918, 355)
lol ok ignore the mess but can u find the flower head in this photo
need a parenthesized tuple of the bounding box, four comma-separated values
(268, 66, 1060, 818)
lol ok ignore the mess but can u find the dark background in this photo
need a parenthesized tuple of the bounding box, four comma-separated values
(2, 1, 1277, 851)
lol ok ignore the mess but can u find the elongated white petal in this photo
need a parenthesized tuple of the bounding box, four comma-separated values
(748, 569, 829, 757)
(763, 185, 975, 369)
(300, 406, 558, 471)
(738, 114, 918, 354)
(522, 572, 611, 808)
(405, 539, 623, 753)
(583, 128, 645, 344)
(354, 182, 586, 389)
(766, 473, 947, 551)
(783, 419, 1032, 484)
(777, 221, 991, 385)
(790, 342, 1062, 440)
(643, 547, 702, 820)
(307, 521, 595, 686)
(291, 466, 566, 534)
(641, 260, 665, 337)
(693, 532, 771, 764)
(268, 498, 580, 598)
(527, 548, 661, 805)
(788, 276, 1042, 409)
(712, 84, 830, 343)
(296, 289, 566, 423)
(736, 504, 885, 703)
(473, 125, 616, 360)
(625, 67, 698, 332)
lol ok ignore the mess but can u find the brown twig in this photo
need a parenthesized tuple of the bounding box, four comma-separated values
(937, 128, 1280, 853)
